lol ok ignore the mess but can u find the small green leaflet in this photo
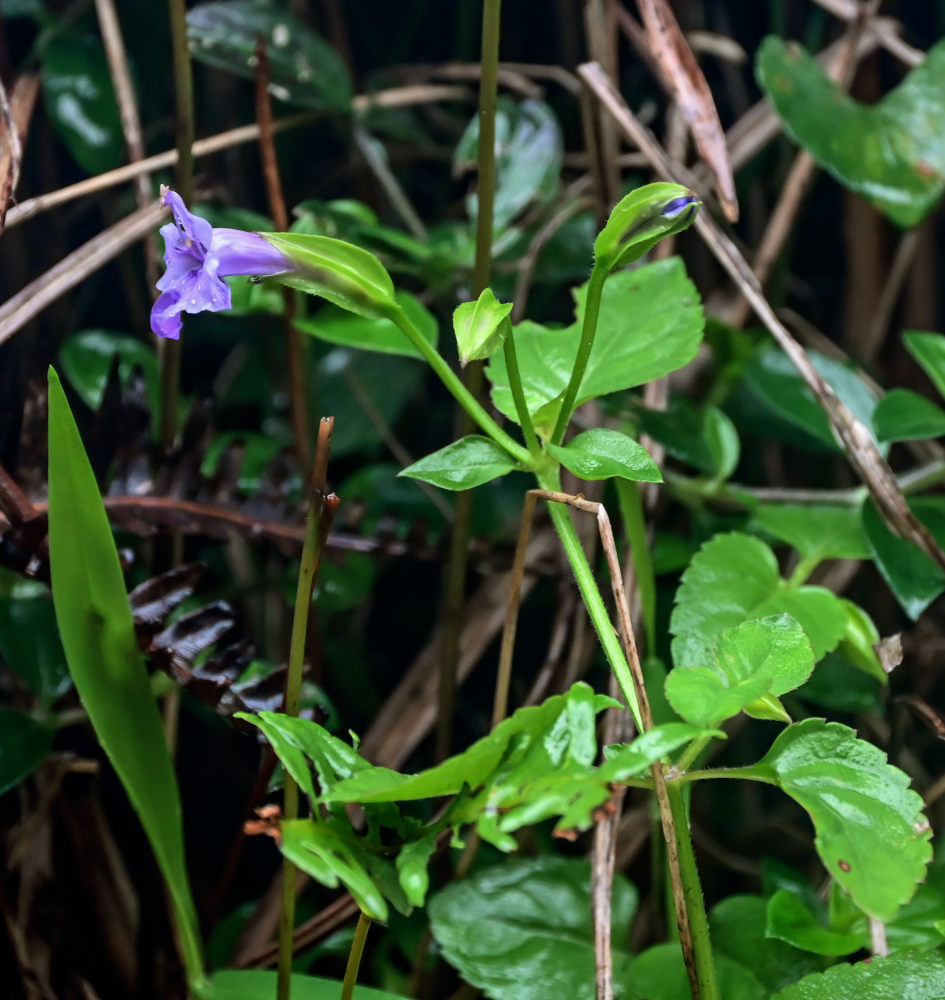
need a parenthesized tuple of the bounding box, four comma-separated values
(546, 428, 662, 483)
(400, 436, 522, 491)
(453, 288, 512, 365)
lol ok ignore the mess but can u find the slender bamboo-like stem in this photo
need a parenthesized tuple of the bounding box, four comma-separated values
(340, 911, 373, 1000)
(615, 479, 656, 654)
(551, 262, 607, 444)
(502, 332, 540, 457)
(277, 419, 337, 1000)
(161, 0, 194, 453)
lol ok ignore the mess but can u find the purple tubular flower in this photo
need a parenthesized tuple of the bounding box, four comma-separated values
(150, 187, 291, 339)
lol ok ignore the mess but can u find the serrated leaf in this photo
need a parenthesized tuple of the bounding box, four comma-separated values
(187, 1, 352, 110)
(296, 290, 436, 359)
(429, 857, 637, 1000)
(400, 436, 521, 491)
(209, 970, 410, 1000)
(486, 259, 703, 428)
(766, 889, 867, 956)
(666, 615, 813, 727)
(757, 37, 945, 228)
(453, 288, 512, 365)
(772, 952, 945, 1000)
(46, 369, 205, 992)
(753, 504, 869, 561)
(872, 388, 945, 442)
(670, 533, 847, 670)
(861, 499, 945, 621)
(546, 428, 662, 483)
(757, 719, 932, 920)
(904, 330, 945, 402)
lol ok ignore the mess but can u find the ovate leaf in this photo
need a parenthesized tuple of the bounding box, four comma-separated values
(187, 1, 352, 110)
(430, 857, 637, 1000)
(755, 718, 932, 920)
(46, 369, 205, 992)
(758, 37, 945, 228)
(486, 259, 703, 428)
(210, 969, 410, 1000)
(872, 388, 945, 442)
(766, 889, 866, 956)
(753, 504, 869, 561)
(772, 952, 945, 1000)
(546, 428, 662, 483)
(632, 943, 766, 1000)
(400, 436, 521, 491)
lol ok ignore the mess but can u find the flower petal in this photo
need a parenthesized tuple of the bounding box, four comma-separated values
(150, 288, 184, 340)
(210, 228, 291, 278)
(161, 188, 213, 251)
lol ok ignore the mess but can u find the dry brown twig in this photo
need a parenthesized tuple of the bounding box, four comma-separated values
(577, 59, 945, 573)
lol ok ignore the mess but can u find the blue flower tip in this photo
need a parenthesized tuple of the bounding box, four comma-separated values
(661, 193, 699, 219)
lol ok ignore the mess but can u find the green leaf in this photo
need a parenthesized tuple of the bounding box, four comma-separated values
(396, 830, 437, 908)
(885, 879, 945, 952)
(670, 532, 847, 669)
(836, 600, 888, 683)
(456, 98, 563, 231)
(46, 368, 206, 992)
(187, 1, 352, 110)
(546, 428, 662, 483)
(753, 504, 870, 561)
(41, 33, 123, 175)
(632, 943, 766, 1000)
(872, 388, 945, 442)
(595, 182, 699, 270)
(486, 259, 703, 428)
(279, 819, 390, 921)
(861, 499, 945, 621)
(262, 233, 396, 319)
(0, 572, 70, 700)
(296, 290, 436, 359)
(453, 288, 512, 366)
(665, 615, 814, 728)
(634, 399, 739, 479)
(757, 37, 945, 228)
(756, 718, 932, 920)
(772, 952, 945, 1000)
(766, 889, 867, 956)
(710, 895, 822, 994)
(904, 330, 945, 402)
(745, 346, 882, 453)
(0, 709, 54, 795)
(400, 436, 521, 491)
(209, 969, 410, 1000)
(429, 856, 637, 1000)
(59, 329, 161, 418)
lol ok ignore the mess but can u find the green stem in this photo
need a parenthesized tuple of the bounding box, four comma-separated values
(673, 734, 715, 775)
(277, 489, 329, 1000)
(672, 764, 780, 787)
(551, 262, 607, 444)
(788, 553, 822, 587)
(340, 911, 373, 1000)
(537, 470, 644, 731)
(388, 304, 532, 467)
(665, 781, 719, 1000)
(503, 333, 540, 456)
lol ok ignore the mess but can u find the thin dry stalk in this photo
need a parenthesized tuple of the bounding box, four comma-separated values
(254, 37, 310, 474)
(583, 0, 621, 209)
(863, 227, 922, 364)
(0, 72, 38, 234)
(491, 491, 538, 727)
(577, 59, 945, 572)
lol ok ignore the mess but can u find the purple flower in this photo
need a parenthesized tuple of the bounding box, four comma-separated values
(150, 187, 291, 339)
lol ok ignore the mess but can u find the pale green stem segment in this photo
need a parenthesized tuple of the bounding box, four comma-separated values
(536, 469, 644, 731)
(550, 262, 607, 445)
(503, 333, 540, 457)
(666, 781, 720, 1000)
(386, 302, 533, 468)
(277, 489, 327, 1000)
(615, 479, 656, 654)
(340, 912, 373, 1000)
